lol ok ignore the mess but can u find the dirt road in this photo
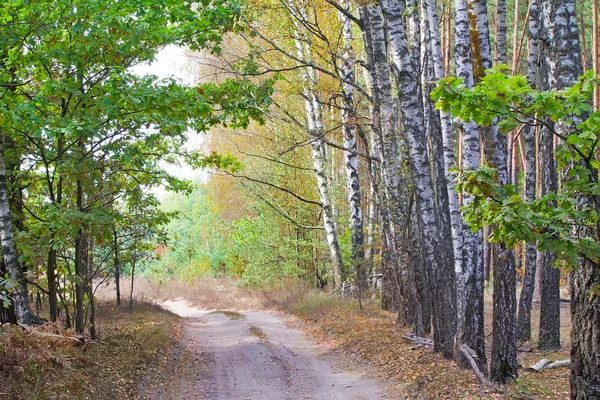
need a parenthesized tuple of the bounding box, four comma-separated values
(159, 299, 386, 400)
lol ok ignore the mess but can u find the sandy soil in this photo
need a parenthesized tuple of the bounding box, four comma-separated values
(159, 299, 386, 400)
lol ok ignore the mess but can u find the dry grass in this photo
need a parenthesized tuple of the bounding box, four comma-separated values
(95, 275, 313, 312)
(249, 326, 267, 339)
(287, 290, 570, 399)
(210, 310, 245, 320)
(0, 299, 182, 400)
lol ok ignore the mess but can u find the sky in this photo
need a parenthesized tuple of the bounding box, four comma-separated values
(131, 45, 209, 199)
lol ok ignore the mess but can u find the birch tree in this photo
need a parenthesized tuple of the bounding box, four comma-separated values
(0, 133, 42, 325)
(338, 0, 367, 293)
(453, 0, 487, 371)
(516, 0, 540, 344)
(382, 0, 457, 358)
(290, 2, 346, 288)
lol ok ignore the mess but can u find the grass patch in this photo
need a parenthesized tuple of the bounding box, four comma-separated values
(211, 310, 244, 320)
(0, 299, 182, 399)
(249, 326, 267, 339)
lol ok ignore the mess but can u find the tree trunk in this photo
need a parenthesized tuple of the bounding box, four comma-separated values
(74, 172, 87, 334)
(422, 0, 463, 314)
(290, 3, 346, 288)
(359, 7, 381, 280)
(0, 132, 41, 326)
(454, 0, 487, 371)
(486, 86, 519, 385)
(547, 0, 600, 386)
(495, 0, 508, 65)
(361, 4, 416, 319)
(382, 0, 456, 359)
(490, 246, 518, 383)
(129, 237, 137, 314)
(468, 0, 494, 81)
(114, 230, 121, 306)
(517, 0, 539, 344)
(87, 237, 96, 340)
(571, 260, 600, 398)
(339, 1, 367, 294)
(0, 261, 16, 324)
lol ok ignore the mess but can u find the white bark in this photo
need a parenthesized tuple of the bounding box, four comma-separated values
(0, 134, 41, 325)
(339, 0, 366, 291)
(454, 0, 487, 372)
(422, 0, 463, 287)
(382, 0, 456, 359)
(290, 2, 345, 288)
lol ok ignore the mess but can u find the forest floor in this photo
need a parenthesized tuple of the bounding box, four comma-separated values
(125, 277, 571, 400)
(0, 300, 194, 400)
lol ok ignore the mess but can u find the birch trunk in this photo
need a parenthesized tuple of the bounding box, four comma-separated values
(422, 0, 463, 306)
(537, 125, 561, 350)
(290, 6, 345, 288)
(421, 5, 451, 337)
(0, 132, 41, 326)
(361, 4, 410, 314)
(468, 0, 494, 79)
(454, 0, 487, 372)
(382, 0, 456, 358)
(495, 0, 508, 64)
(485, 61, 519, 386)
(359, 18, 381, 278)
(540, 0, 582, 362)
(339, 1, 366, 292)
(517, 0, 539, 343)
(544, 0, 600, 393)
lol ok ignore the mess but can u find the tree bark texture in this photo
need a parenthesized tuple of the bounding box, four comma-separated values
(454, 0, 487, 372)
(290, 2, 346, 288)
(0, 132, 41, 326)
(382, 0, 457, 359)
(339, 0, 366, 292)
(517, 0, 540, 344)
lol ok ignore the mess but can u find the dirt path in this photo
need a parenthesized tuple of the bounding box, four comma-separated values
(159, 299, 386, 400)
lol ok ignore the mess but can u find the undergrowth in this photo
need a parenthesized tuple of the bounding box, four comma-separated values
(0, 299, 181, 400)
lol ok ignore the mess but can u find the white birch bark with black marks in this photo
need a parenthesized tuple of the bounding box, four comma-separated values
(359, 24, 381, 279)
(361, 4, 407, 312)
(540, 0, 600, 392)
(422, 0, 463, 305)
(537, 0, 563, 353)
(382, 0, 456, 358)
(0, 133, 41, 325)
(516, 0, 539, 344)
(290, 5, 346, 288)
(454, 0, 488, 372)
(339, 0, 366, 292)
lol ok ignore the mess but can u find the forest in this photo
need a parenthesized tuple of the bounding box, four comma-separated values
(0, 0, 599, 398)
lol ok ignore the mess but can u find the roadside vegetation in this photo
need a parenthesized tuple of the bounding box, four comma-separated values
(0, 300, 183, 400)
